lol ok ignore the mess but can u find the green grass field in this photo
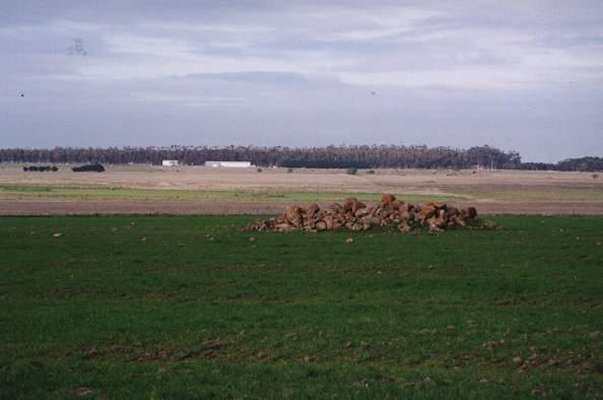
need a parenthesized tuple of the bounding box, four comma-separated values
(1, 215, 602, 399)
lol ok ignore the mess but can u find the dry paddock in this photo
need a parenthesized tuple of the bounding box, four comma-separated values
(0, 164, 602, 215)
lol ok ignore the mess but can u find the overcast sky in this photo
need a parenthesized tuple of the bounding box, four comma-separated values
(1, 1, 602, 162)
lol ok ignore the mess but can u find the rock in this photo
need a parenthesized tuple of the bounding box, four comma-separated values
(355, 208, 369, 218)
(284, 205, 304, 226)
(73, 387, 94, 397)
(381, 193, 396, 205)
(342, 197, 358, 212)
(324, 215, 335, 230)
(315, 220, 328, 231)
(241, 196, 482, 233)
(422, 377, 435, 386)
(306, 203, 320, 218)
(462, 206, 478, 219)
(343, 197, 366, 214)
(417, 202, 437, 221)
(398, 223, 413, 233)
(483, 221, 498, 230)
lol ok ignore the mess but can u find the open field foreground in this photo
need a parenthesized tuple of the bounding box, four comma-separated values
(1, 215, 602, 398)
(1, 164, 603, 215)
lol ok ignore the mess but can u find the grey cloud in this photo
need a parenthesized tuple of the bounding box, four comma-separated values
(184, 71, 311, 85)
(1, 1, 602, 162)
(535, 34, 603, 48)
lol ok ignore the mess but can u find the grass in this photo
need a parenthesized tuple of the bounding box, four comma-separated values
(0, 215, 602, 399)
(457, 187, 603, 202)
(0, 185, 464, 203)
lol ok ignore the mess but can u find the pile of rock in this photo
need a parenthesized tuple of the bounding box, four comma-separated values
(243, 193, 478, 233)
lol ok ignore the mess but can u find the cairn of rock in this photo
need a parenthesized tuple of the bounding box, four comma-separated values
(243, 193, 478, 233)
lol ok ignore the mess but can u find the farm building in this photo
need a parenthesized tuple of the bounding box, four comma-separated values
(162, 160, 179, 167)
(205, 161, 252, 168)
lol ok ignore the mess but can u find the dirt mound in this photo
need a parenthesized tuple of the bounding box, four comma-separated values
(243, 194, 480, 233)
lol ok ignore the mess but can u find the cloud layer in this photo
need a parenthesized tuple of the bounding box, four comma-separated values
(1, 0, 602, 161)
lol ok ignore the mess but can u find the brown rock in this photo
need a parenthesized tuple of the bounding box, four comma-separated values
(315, 220, 327, 231)
(343, 197, 366, 214)
(398, 222, 413, 233)
(242, 197, 479, 233)
(433, 201, 447, 209)
(355, 208, 370, 218)
(418, 202, 437, 221)
(399, 210, 414, 221)
(306, 203, 320, 218)
(381, 193, 396, 205)
(275, 223, 292, 231)
(428, 216, 446, 232)
(389, 200, 403, 210)
(284, 205, 303, 226)
(462, 206, 478, 219)
(323, 215, 334, 230)
(342, 197, 358, 212)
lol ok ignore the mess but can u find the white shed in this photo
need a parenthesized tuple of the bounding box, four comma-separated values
(162, 160, 179, 167)
(205, 161, 252, 168)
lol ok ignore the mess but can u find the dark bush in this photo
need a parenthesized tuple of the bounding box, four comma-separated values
(72, 164, 105, 172)
(346, 167, 358, 175)
(23, 165, 58, 172)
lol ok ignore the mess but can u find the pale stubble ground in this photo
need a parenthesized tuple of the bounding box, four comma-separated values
(0, 164, 602, 215)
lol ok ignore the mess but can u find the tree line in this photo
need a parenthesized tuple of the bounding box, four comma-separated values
(0, 145, 600, 171)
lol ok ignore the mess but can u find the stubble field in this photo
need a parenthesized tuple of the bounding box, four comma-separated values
(1, 164, 602, 215)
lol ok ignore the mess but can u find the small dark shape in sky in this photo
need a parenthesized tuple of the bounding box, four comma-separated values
(67, 38, 88, 56)
(20, 93, 24, 97)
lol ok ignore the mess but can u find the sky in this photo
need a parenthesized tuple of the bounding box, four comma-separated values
(1, 1, 602, 162)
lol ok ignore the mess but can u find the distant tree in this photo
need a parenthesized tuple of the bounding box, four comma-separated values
(518, 162, 555, 171)
(0, 144, 582, 171)
(556, 157, 603, 172)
